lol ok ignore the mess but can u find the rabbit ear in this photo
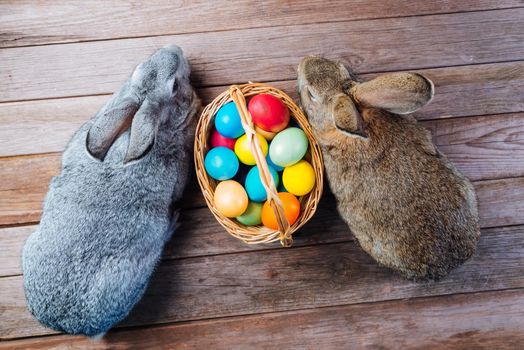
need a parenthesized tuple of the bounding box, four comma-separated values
(124, 99, 159, 163)
(332, 93, 365, 137)
(86, 95, 140, 161)
(350, 72, 434, 114)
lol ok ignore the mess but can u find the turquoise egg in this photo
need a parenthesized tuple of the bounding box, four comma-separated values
(204, 147, 239, 180)
(269, 127, 309, 167)
(215, 102, 245, 138)
(245, 165, 279, 202)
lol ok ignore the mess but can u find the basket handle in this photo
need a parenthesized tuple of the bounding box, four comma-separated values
(229, 85, 293, 247)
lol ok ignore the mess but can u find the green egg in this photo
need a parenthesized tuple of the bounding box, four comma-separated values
(269, 127, 309, 167)
(236, 201, 263, 226)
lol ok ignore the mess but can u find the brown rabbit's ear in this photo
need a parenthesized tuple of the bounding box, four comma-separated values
(124, 99, 159, 163)
(350, 72, 434, 114)
(332, 93, 365, 137)
(87, 97, 139, 161)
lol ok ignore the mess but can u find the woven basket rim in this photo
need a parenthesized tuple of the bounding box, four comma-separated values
(194, 82, 324, 247)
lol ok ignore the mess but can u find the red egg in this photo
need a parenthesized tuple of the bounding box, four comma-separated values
(210, 128, 236, 150)
(248, 94, 290, 133)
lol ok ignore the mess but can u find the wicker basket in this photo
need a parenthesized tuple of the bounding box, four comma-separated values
(194, 82, 324, 247)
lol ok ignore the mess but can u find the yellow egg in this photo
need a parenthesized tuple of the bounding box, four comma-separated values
(234, 133, 268, 165)
(282, 160, 316, 196)
(214, 180, 248, 217)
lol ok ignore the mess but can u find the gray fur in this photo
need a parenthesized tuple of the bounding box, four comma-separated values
(22, 45, 200, 337)
(297, 56, 480, 280)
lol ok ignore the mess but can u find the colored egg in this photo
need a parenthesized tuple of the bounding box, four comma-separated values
(204, 147, 239, 180)
(255, 126, 277, 141)
(236, 201, 263, 226)
(269, 127, 309, 167)
(210, 127, 236, 150)
(283, 160, 316, 196)
(245, 165, 279, 202)
(248, 94, 290, 133)
(215, 102, 245, 138)
(214, 180, 248, 218)
(234, 133, 268, 165)
(266, 153, 284, 172)
(261, 192, 300, 229)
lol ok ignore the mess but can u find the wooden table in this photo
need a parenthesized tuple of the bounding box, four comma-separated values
(1, 1, 523, 348)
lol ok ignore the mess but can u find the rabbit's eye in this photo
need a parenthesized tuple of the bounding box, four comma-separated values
(307, 87, 318, 103)
(171, 79, 178, 94)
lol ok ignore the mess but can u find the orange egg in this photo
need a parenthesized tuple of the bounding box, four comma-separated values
(261, 192, 300, 229)
(214, 180, 248, 218)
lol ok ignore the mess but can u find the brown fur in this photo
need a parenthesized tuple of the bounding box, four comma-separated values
(297, 57, 480, 280)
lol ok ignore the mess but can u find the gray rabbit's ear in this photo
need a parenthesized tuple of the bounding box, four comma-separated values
(87, 97, 139, 161)
(332, 93, 365, 137)
(124, 99, 159, 163)
(350, 72, 434, 114)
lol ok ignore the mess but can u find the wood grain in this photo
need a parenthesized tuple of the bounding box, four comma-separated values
(476, 177, 524, 228)
(1, 8, 523, 102)
(2, 61, 524, 157)
(1, 224, 523, 339)
(1, 289, 523, 349)
(0, 154, 61, 225)
(2, 0, 521, 48)
(424, 112, 524, 145)
(0, 225, 32, 277)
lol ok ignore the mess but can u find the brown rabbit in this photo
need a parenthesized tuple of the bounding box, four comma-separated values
(297, 56, 480, 280)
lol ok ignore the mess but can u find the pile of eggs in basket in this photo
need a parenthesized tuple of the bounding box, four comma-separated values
(204, 94, 316, 229)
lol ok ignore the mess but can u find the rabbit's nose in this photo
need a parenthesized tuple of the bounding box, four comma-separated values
(162, 44, 183, 56)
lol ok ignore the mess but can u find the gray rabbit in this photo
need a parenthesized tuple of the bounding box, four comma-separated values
(297, 56, 480, 280)
(22, 45, 200, 336)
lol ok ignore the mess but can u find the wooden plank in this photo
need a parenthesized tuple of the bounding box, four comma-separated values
(424, 112, 524, 145)
(438, 143, 524, 182)
(1, 175, 523, 278)
(2, 1, 521, 48)
(2, 61, 523, 157)
(1, 224, 523, 339)
(476, 177, 524, 228)
(413, 62, 524, 120)
(0, 226, 32, 277)
(1, 8, 523, 102)
(1, 289, 523, 349)
(0, 154, 62, 225)
(0, 96, 102, 157)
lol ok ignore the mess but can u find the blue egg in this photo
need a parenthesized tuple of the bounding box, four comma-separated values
(266, 153, 284, 172)
(204, 147, 239, 180)
(215, 102, 245, 138)
(245, 165, 279, 202)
